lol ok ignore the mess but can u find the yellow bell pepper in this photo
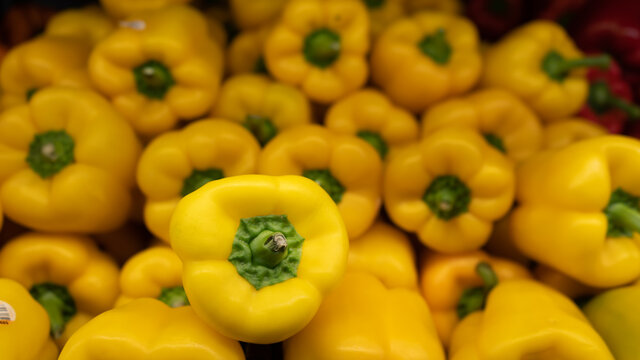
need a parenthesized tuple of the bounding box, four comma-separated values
(348, 220, 417, 289)
(264, 0, 370, 104)
(227, 25, 273, 76)
(512, 135, 640, 287)
(420, 251, 531, 347)
(384, 127, 515, 253)
(406, 0, 463, 14)
(230, 0, 287, 30)
(0, 233, 120, 347)
(100, 0, 192, 19)
(482, 21, 611, 121)
(44, 6, 115, 46)
(364, 0, 406, 39)
(259, 125, 382, 238)
(371, 11, 482, 113)
(0, 278, 58, 360)
(325, 88, 419, 160)
(534, 265, 602, 299)
(212, 75, 311, 146)
(542, 118, 607, 150)
(421, 88, 544, 163)
(0, 36, 91, 110)
(137, 119, 260, 243)
(170, 174, 348, 344)
(89, 5, 224, 137)
(0, 87, 140, 233)
(58, 298, 244, 360)
(449, 280, 614, 360)
(284, 271, 445, 360)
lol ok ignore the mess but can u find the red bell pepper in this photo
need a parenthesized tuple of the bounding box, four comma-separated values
(465, 0, 524, 40)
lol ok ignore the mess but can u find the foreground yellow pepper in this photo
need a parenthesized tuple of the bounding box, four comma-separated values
(422, 88, 543, 163)
(89, 5, 223, 136)
(212, 75, 311, 146)
(512, 135, 640, 287)
(0, 278, 58, 360)
(44, 6, 114, 46)
(482, 21, 611, 121)
(227, 25, 273, 76)
(325, 88, 419, 160)
(100, 0, 191, 18)
(542, 118, 607, 150)
(259, 125, 382, 238)
(170, 175, 348, 343)
(384, 127, 515, 253)
(371, 11, 482, 113)
(59, 298, 244, 360)
(265, 0, 370, 104)
(0, 233, 120, 347)
(230, 0, 286, 30)
(284, 271, 445, 360)
(137, 119, 260, 242)
(449, 280, 614, 360)
(0, 87, 140, 233)
(364, 0, 406, 39)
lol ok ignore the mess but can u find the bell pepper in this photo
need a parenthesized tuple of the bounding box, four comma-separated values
(384, 127, 515, 253)
(170, 174, 348, 343)
(259, 125, 382, 238)
(227, 25, 272, 76)
(212, 75, 312, 146)
(89, 5, 224, 137)
(449, 279, 614, 360)
(583, 285, 640, 360)
(0, 233, 120, 347)
(420, 251, 531, 347)
(512, 135, 640, 287)
(0, 87, 140, 233)
(0, 278, 58, 360)
(534, 265, 601, 299)
(348, 220, 417, 289)
(93, 222, 150, 266)
(371, 11, 482, 114)
(422, 88, 543, 163)
(264, 0, 370, 104)
(99, 0, 192, 19)
(465, 0, 524, 41)
(205, 16, 228, 48)
(364, 0, 406, 39)
(405, 0, 462, 14)
(44, 6, 115, 46)
(324, 88, 419, 160)
(482, 21, 611, 121)
(0, 36, 91, 110)
(230, 0, 287, 30)
(58, 298, 244, 360)
(542, 117, 607, 150)
(137, 119, 260, 243)
(284, 271, 445, 360)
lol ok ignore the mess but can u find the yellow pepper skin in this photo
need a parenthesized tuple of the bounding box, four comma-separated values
(534, 265, 601, 299)
(421, 89, 543, 163)
(406, 0, 463, 14)
(542, 118, 607, 150)
(100, 0, 191, 19)
(0, 233, 120, 348)
(170, 175, 348, 344)
(0, 36, 91, 110)
(482, 21, 610, 122)
(365, 0, 406, 39)
(0, 278, 58, 360)
(227, 25, 273, 76)
(264, 0, 370, 104)
(0, 87, 140, 233)
(348, 221, 417, 289)
(512, 135, 640, 287)
(137, 119, 260, 243)
(384, 127, 515, 253)
(89, 5, 224, 137)
(259, 125, 382, 238)
(371, 11, 482, 113)
(230, 0, 287, 30)
(58, 298, 245, 360)
(44, 6, 115, 46)
(449, 280, 614, 360)
(284, 271, 445, 360)
(212, 75, 311, 146)
(420, 251, 531, 347)
(325, 88, 419, 160)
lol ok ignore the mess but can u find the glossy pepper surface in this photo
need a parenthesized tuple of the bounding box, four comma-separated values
(44, 6, 115, 46)
(137, 119, 260, 243)
(170, 175, 348, 344)
(0, 233, 120, 347)
(58, 298, 245, 360)
(421, 88, 543, 163)
(541, 118, 607, 150)
(264, 0, 370, 104)
(384, 127, 514, 253)
(0, 87, 140, 233)
(99, 0, 192, 19)
(259, 125, 382, 238)
(512, 135, 640, 287)
(89, 5, 224, 136)
(227, 25, 273, 76)
(284, 271, 445, 360)
(371, 11, 482, 113)
(230, 0, 286, 30)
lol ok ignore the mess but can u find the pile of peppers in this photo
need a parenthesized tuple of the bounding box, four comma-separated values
(1, 0, 640, 359)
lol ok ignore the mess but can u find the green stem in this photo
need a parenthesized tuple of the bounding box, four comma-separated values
(157, 286, 190, 308)
(304, 28, 341, 68)
(608, 203, 640, 235)
(610, 96, 640, 119)
(417, 28, 452, 65)
(423, 175, 471, 220)
(26, 88, 38, 101)
(456, 262, 498, 319)
(244, 114, 278, 146)
(26, 130, 75, 179)
(303, 169, 346, 204)
(357, 130, 388, 159)
(483, 133, 506, 153)
(588, 81, 640, 118)
(249, 230, 288, 268)
(363, 0, 385, 9)
(542, 51, 610, 82)
(133, 60, 175, 100)
(29, 283, 76, 339)
(181, 168, 224, 197)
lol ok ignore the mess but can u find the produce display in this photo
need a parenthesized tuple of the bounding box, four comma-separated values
(0, 0, 640, 359)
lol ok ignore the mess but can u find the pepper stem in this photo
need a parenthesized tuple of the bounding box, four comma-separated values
(249, 230, 288, 268)
(456, 262, 498, 319)
(157, 286, 190, 308)
(26, 130, 75, 179)
(542, 51, 610, 82)
(244, 114, 278, 146)
(29, 283, 76, 339)
(303, 169, 346, 204)
(610, 96, 640, 119)
(423, 175, 471, 220)
(303, 28, 341, 68)
(588, 81, 640, 118)
(483, 133, 506, 153)
(357, 130, 389, 159)
(608, 203, 640, 236)
(417, 28, 452, 65)
(133, 60, 175, 100)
